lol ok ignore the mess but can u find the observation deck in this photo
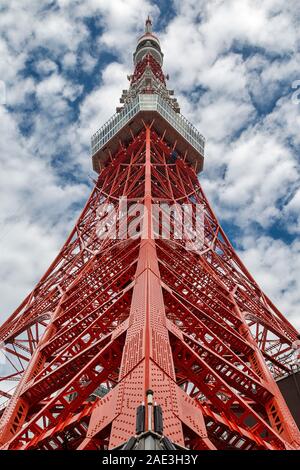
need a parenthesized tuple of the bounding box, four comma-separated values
(91, 94, 205, 174)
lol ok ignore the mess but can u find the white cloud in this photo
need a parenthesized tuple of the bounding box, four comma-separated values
(0, 220, 61, 317)
(0, 100, 88, 321)
(79, 62, 128, 136)
(35, 58, 58, 76)
(217, 130, 298, 227)
(62, 51, 77, 68)
(36, 73, 83, 103)
(238, 235, 300, 329)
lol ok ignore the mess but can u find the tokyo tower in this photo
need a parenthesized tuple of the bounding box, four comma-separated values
(0, 17, 299, 451)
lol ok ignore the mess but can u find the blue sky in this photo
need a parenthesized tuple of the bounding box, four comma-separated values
(0, 0, 300, 328)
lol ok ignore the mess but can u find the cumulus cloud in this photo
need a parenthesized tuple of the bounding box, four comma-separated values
(35, 58, 58, 76)
(238, 235, 300, 330)
(0, 104, 87, 319)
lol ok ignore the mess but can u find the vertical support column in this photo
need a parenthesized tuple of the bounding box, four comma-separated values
(143, 126, 152, 399)
(232, 294, 300, 447)
(108, 126, 185, 448)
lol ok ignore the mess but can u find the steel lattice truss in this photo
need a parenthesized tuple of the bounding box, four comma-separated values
(0, 125, 299, 450)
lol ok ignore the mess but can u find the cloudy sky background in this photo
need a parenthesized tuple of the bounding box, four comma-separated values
(0, 0, 300, 328)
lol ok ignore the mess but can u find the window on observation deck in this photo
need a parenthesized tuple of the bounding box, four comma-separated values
(136, 39, 161, 53)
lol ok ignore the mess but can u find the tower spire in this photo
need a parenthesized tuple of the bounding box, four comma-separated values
(124, 19, 181, 113)
(145, 15, 152, 34)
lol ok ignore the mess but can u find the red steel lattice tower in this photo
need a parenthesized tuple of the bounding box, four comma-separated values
(0, 18, 299, 451)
